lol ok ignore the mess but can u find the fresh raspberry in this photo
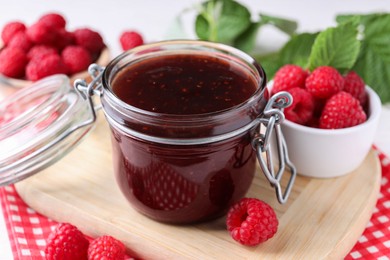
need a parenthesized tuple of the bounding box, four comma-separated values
(54, 28, 75, 50)
(319, 91, 367, 129)
(27, 45, 58, 60)
(7, 31, 33, 52)
(0, 47, 28, 78)
(88, 235, 126, 260)
(1, 21, 26, 45)
(226, 198, 278, 246)
(120, 31, 144, 51)
(38, 13, 66, 29)
(271, 64, 308, 95)
(44, 223, 89, 260)
(343, 71, 367, 106)
(284, 87, 315, 125)
(26, 22, 58, 46)
(305, 66, 344, 99)
(62, 45, 91, 74)
(73, 28, 105, 54)
(26, 53, 68, 81)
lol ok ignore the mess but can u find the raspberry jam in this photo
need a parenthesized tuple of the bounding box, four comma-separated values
(101, 41, 267, 224)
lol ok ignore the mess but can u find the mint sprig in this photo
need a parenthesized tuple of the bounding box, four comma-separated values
(259, 13, 390, 103)
(307, 22, 360, 71)
(195, 0, 251, 43)
(339, 14, 390, 103)
(171, 0, 297, 53)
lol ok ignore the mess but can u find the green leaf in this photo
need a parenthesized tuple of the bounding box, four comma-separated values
(335, 14, 362, 26)
(351, 14, 390, 103)
(255, 32, 318, 79)
(215, 0, 251, 43)
(233, 21, 262, 53)
(259, 14, 298, 36)
(194, 0, 251, 43)
(336, 13, 385, 27)
(307, 22, 361, 71)
(255, 52, 283, 80)
(278, 32, 318, 67)
(195, 1, 223, 41)
(195, 14, 211, 40)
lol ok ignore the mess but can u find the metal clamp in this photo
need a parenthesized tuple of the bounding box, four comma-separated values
(73, 64, 105, 128)
(252, 91, 296, 204)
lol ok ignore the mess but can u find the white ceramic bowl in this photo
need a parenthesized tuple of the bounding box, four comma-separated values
(278, 86, 382, 178)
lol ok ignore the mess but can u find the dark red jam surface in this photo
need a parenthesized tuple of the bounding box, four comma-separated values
(111, 54, 258, 114)
(108, 53, 263, 224)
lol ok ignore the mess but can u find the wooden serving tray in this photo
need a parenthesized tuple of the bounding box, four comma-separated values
(15, 113, 381, 259)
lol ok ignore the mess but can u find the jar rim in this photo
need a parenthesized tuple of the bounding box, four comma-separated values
(101, 40, 267, 121)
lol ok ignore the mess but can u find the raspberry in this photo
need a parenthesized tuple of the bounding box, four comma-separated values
(226, 198, 278, 246)
(26, 53, 68, 81)
(88, 235, 125, 260)
(27, 45, 58, 60)
(319, 91, 367, 129)
(38, 13, 66, 29)
(120, 31, 144, 51)
(305, 66, 344, 99)
(73, 28, 105, 54)
(1, 21, 26, 45)
(285, 87, 315, 125)
(343, 71, 367, 106)
(26, 22, 58, 45)
(44, 223, 89, 260)
(54, 29, 75, 50)
(271, 64, 308, 95)
(0, 47, 28, 78)
(7, 31, 33, 52)
(62, 45, 91, 74)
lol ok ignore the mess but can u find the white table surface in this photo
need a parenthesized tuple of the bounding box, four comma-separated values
(1, 0, 390, 258)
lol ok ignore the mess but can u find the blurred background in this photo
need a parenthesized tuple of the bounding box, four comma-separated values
(1, 0, 389, 56)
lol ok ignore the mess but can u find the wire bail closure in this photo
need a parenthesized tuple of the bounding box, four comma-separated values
(252, 91, 297, 204)
(73, 64, 105, 127)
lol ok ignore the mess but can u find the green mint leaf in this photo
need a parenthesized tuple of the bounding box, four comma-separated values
(335, 14, 362, 26)
(228, 12, 298, 53)
(278, 32, 318, 67)
(308, 22, 360, 71)
(195, 0, 251, 43)
(259, 14, 298, 36)
(255, 52, 282, 80)
(351, 14, 390, 103)
(195, 1, 223, 41)
(233, 21, 262, 53)
(336, 13, 386, 27)
(195, 14, 212, 40)
(256, 32, 318, 79)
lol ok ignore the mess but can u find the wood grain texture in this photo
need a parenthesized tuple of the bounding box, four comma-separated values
(15, 113, 381, 259)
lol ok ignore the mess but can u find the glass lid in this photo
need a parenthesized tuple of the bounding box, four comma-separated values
(0, 75, 95, 186)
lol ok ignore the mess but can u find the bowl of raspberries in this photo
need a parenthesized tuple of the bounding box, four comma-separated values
(270, 64, 381, 178)
(0, 13, 109, 98)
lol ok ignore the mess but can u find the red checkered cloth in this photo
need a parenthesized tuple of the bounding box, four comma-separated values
(1, 148, 390, 259)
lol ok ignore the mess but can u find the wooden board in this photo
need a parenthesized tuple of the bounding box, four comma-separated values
(15, 113, 381, 259)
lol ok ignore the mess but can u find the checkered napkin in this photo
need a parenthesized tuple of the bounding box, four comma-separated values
(1, 148, 390, 259)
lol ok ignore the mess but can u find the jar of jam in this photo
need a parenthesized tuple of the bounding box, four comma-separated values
(0, 40, 296, 224)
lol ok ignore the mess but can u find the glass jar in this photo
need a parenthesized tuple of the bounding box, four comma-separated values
(0, 40, 296, 225)
(96, 40, 295, 224)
